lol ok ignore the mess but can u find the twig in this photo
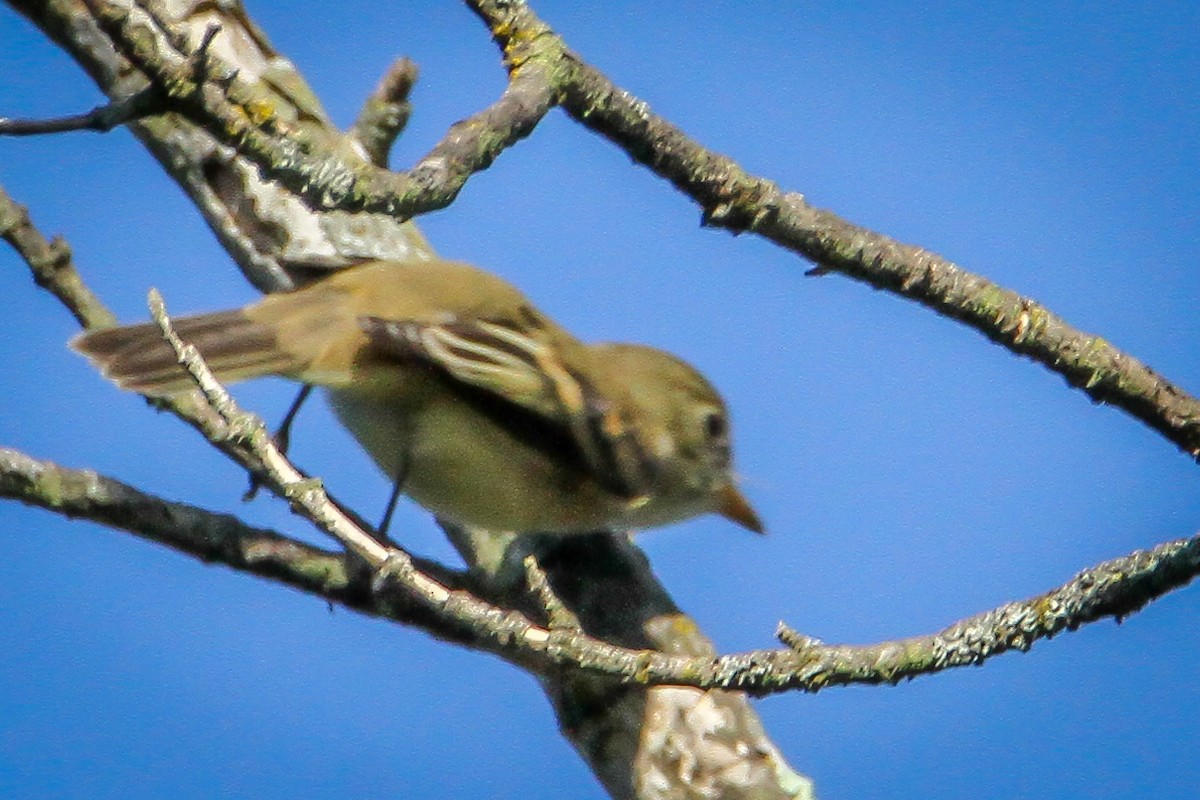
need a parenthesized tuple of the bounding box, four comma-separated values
(148, 289, 394, 566)
(523, 555, 582, 632)
(0, 179, 404, 562)
(0, 445, 356, 596)
(145, 289, 561, 647)
(0, 181, 270, 478)
(767, 535, 1200, 690)
(350, 57, 419, 167)
(0, 85, 163, 136)
(403, 59, 556, 204)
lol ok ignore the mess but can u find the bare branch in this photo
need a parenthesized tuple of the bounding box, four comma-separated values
(0, 445, 357, 598)
(523, 554, 582, 632)
(768, 535, 1200, 690)
(532, 532, 1200, 694)
(0, 85, 162, 135)
(350, 57, 419, 167)
(0, 180, 406, 562)
(146, 290, 570, 643)
(0, 444, 532, 657)
(147, 290, 395, 566)
(403, 59, 556, 204)
(71, 0, 555, 220)
(9, 0, 431, 292)
(0, 181, 267, 485)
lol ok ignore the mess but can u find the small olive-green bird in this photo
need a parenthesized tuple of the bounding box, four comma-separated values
(73, 259, 763, 535)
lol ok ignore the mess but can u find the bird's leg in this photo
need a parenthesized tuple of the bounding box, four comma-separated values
(377, 455, 410, 543)
(244, 384, 314, 501)
(275, 383, 314, 454)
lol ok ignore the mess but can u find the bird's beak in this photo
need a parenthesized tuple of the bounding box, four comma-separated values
(717, 483, 765, 534)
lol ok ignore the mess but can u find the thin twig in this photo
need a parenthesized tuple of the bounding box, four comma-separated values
(523, 555, 582, 632)
(148, 289, 394, 567)
(0, 445, 355, 594)
(0, 85, 163, 136)
(145, 290, 560, 649)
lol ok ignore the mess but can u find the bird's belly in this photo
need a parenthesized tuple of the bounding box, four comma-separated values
(325, 388, 617, 533)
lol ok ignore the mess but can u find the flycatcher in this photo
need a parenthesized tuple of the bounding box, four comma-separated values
(73, 259, 763, 535)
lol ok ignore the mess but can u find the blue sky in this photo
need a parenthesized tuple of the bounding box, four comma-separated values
(2, 3, 1199, 798)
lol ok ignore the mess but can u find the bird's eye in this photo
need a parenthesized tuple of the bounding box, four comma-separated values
(703, 410, 727, 441)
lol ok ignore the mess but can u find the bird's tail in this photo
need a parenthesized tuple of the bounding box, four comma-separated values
(71, 310, 301, 396)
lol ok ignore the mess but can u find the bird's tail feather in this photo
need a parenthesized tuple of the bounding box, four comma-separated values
(72, 310, 300, 395)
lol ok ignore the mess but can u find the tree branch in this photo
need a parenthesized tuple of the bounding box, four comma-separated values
(0, 82, 163, 136)
(63, 0, 556, 220)
(0, 446, 360, 599)
(0, 180, 290, 485)
(0, 444, 537, 658)
(7, 0, 432, 292)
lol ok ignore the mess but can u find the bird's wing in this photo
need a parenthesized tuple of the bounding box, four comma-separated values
(358, 316, 655, 500)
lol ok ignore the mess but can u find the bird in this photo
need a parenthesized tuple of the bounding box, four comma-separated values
(72, 258, 763, 535)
